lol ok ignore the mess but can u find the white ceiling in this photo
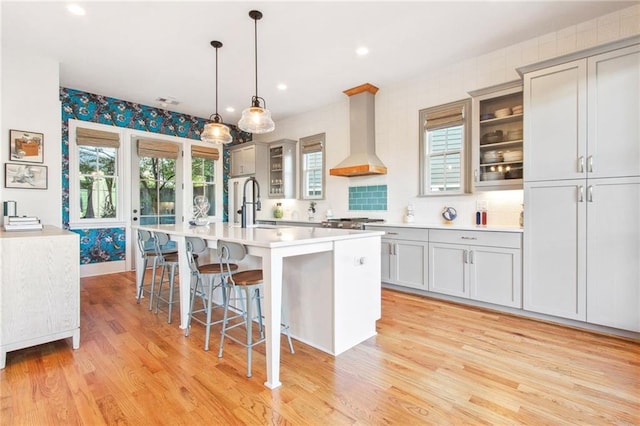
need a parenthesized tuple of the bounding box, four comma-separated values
(2, 1, 635, 125)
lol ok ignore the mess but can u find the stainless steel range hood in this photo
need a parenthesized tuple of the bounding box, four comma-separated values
(330, 83, 387, 177)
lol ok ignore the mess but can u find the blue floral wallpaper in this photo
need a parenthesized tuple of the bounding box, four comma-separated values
(60, 87, 250, 264)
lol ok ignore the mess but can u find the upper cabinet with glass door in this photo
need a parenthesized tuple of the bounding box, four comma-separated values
(268, 139, 297, 199)
(469, 81, 523, 191)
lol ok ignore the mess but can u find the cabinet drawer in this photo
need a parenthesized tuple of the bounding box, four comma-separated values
(375, 226, 428, 242)
(429, 229, 521, 248)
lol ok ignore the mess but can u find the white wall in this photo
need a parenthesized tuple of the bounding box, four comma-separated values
(1, 48, 62, 226)
(254, 4, 640, 227)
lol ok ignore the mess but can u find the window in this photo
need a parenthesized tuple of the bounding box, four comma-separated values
(419, 99, 471, 195)
(300, 133, 325, 200)
(70, 122, 123, 227)
(191, 144, 219, 216)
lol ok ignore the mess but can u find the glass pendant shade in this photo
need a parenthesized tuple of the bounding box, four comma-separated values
(238, 105, 275, 134)
(201, 119, 232, 144)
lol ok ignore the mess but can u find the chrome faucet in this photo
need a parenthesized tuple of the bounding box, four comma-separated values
(240, 176, 261, 228)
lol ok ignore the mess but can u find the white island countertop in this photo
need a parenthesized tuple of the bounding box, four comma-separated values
(149, 222, 384, 247)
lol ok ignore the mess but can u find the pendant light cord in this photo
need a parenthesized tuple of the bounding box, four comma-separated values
(215, 44, 219, 116)
(253, 15, 258, 100)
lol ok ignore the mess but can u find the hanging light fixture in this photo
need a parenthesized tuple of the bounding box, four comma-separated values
(201, 40, 233, 144)
(238, 10, 275, 134)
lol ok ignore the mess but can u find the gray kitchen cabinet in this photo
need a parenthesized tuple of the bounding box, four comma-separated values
(521, 38, 640, 331)
(229, 142, 268, 178)
(378, 227, 428, 290)
(429, 229, 522, 308)
(267, 139, 297, 199)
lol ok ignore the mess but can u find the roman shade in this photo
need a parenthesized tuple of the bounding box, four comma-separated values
(137, 139, 179, 159)
(300, 136, 323, 154)
(424, 103, 466, 131)
(191, 145, 220, 160)
(76, 127, 120, 148)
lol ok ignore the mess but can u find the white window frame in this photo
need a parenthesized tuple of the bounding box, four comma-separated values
(190, 143, 221, 220)
(68, 119, 126, 228)
(419, 99, 471, 196)
(299, 133, 326, 200)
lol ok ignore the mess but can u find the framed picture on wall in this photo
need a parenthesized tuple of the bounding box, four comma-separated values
(9, 129, 44, 163)
(4, 163, 48, 189)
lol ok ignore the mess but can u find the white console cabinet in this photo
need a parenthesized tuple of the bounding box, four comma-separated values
(0, 226, 80, 368)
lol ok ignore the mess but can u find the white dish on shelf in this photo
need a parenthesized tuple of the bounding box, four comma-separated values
(482, 171, 504, 181)
(482, 150, 503, 163)
(503, 150, 523, 162)
(494, 107, 512, 118)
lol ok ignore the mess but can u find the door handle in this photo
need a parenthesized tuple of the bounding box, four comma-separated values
(578, 185, 584, 202)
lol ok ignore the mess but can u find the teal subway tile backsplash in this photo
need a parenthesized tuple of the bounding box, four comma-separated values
(349, 185, 387, 211)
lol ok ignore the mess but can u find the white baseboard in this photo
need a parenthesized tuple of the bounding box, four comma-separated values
(80, 260, 127, 278)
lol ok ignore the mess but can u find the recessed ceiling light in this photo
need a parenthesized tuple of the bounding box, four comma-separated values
(67, 4, 86, 16)
(277, 83, 287, 91)
(226, 107, 235, 113)
(356, 46, 369, 56)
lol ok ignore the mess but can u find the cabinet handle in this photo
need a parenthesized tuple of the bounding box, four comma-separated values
(588, 185, 594, 203)
(588, 155, 594, 173)
(386, 232, 399, 235)
(578, 185, 584, 202)
(578, 156, 585, 173)
(469, 250, 474, 264)
(461, 236, 477, 240)
(463, 249, 468, 264)
(474, 168, 479, 182)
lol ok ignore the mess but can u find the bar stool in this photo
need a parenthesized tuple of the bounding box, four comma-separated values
(216, 240, 294, 378)
(136, 229, 176, 309)
(152, 231, 195, 323)
(184, 236, 239, 350)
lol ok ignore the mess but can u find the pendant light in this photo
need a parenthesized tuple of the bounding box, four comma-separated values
(237, 10, 275, 134)
(201, 40, 233, 144)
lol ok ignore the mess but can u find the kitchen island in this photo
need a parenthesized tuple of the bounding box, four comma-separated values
(134, 223, 384, 389)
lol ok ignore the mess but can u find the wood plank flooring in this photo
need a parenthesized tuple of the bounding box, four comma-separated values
(1, 271, 638, 425)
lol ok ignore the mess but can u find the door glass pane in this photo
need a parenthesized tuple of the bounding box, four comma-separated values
(139, 156, 176, 225)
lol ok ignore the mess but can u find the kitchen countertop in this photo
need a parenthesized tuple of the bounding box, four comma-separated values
(145, 222, 384, 248)
(364, 222, 523, 233)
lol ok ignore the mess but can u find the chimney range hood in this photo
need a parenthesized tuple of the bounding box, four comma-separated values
(329, 83, 387, 177)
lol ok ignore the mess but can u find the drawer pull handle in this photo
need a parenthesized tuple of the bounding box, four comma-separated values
(461, 236, 477, 240)
(386, 232, 399, 235)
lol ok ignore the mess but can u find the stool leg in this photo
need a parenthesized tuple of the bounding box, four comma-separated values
(204, 275, 215, 351)
(218, 286, 232, 359)
(155, 264, 166, 314)
(245, 286, 253, 378)
(185, 273, 199, 337)
(255, 288, 264, 339)
(167, 263, 177, 324)
(136, 256, 148, 303)
(149, 256, 159, 311)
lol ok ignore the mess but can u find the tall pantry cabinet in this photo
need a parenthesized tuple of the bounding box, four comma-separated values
(521, 38, 640, 332)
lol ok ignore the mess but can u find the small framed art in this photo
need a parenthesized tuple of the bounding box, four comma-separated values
(9, 129, 44, 163)
(4, 163, 48, 189)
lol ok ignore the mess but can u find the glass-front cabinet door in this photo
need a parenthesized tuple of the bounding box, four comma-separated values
(470, 81, 524, 191)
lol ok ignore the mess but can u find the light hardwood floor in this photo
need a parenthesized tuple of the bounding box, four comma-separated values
(1, 271, 638, 425)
